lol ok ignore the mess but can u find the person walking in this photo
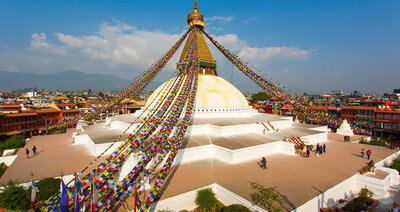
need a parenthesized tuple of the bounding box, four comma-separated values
(32, 145, 37, 156)
(306, 148, 310, 157)
(367, 149, 372, 160)
(25, 148, 29, 158)
(361, 148, 365, 158)
(262, 157, 267, 169)
(323, 144, 326, 153)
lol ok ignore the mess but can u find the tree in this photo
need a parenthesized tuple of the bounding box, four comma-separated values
(251, 92, 271, 103)
(195, 188, 218, 212)
(35, 177, 61, 201)
(98, 91, 105, 99)
(249, 182, 286, 212)
(0, 180, 30, 210)
(222, 204, 250, 212)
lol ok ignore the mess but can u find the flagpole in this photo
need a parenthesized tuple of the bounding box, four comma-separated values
(91, 178, 94, 212)
(134, 185, 137, 212)
(73, 172, 77, 212)
(30, 171, 36, 211)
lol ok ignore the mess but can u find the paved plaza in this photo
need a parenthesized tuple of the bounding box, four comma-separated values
(156, 133, 397, 211)
(0, 129, 99, 184)
(0, 127, 396, 211)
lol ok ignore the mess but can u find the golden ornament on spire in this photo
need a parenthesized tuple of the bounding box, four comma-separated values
(187, 0, 205, 29)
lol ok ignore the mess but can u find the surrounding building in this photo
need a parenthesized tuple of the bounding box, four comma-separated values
(340, 105, 375, 126)
(374, 104, 400, 139)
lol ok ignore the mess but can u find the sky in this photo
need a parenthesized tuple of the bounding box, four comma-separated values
(0, 0, 399, 95)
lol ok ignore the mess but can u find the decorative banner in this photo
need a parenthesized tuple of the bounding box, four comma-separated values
(201, 29, 371, 135)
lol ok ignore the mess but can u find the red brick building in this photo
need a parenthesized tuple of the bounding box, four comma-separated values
(0, 111, 38, 138)
(0, 103, 77, 139)
(340, 105, 376, 126)
(374, 106, 400, 140)
(56, 103, 80, 120)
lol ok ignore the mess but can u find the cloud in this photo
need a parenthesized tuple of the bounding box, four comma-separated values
(211, 33, 313, 65)
(0, 20, 313, 84)
(204, 16, 235, 32)
(243, 16, 257, 24)
(205, 16, 234, 23)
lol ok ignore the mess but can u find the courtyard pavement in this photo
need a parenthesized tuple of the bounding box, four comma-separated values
(0, 126, 396, 211)
(0, 129, 99, 184)
(155, 133, 397, 211)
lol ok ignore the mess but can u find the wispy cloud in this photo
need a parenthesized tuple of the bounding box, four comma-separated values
(204, 16, 235, 32)
(205, 16, 234, 23)
(213, 33, 314, 65)
(0, 20, 313, 80)
(243, 16, 257, 24)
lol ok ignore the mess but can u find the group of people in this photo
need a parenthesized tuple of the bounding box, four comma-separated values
(25, 145, 37, 158)
(302, 143, 326, 157)
(361, 148, 372, 159)
(315, 143, 326, 155)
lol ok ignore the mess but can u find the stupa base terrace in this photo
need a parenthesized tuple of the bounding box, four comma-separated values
(1, 113, 399, 211)
(70, 112, 400, 211)
(75, 112, 328, 164)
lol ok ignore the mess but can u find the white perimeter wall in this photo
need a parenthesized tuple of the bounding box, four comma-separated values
(74, 134, 123, 155)
(294, 150, 400, 212)
(149, 183, 266, 212)
(0, 155, 18, 166)
(173, 141, 296, 165)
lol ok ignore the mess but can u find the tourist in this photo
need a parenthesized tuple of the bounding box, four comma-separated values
(367, 149, 372, 160)
(368, 160, 374, 165)
(323, 144, 326, 153)
(32, 145, 37, 156)
(25, 148, 29, 158)
(306, 148, 310, 157)
(262, 157, 267, 169)
(361, 148, 365, 158)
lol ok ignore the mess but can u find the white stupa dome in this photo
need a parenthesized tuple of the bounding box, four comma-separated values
(146, 75, 253, 114)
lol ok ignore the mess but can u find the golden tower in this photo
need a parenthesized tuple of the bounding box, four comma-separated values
(178, 0, 217, 75)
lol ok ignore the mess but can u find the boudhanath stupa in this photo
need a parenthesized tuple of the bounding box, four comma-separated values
(71, 1, 400, 211)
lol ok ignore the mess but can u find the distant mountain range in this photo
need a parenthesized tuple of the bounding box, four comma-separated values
(0, 70, 133, 92)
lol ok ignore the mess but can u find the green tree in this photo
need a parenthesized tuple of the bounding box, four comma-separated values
(0, 135, 26, 155)
(0, 180, 30, 210)
(222, 204, 250, 212)
(251, 92, 271, 103)
(390, 158, 400, 172)
(35, 177, 61, 201)
(249, 182, 286, 212)
(195, 188, 218, 212)
(98, 91, 105, 99)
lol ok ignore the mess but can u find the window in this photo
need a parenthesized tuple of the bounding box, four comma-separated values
(385, 114, 392, 120)
(375, 122, 381, 128)
(377, 113, 383, 119)
(394, 123, 399, 129)
(394, 115, 400, 120)
(384, 123, 391, 129)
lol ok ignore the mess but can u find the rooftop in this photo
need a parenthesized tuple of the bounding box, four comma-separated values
(341, 105, 376, 110)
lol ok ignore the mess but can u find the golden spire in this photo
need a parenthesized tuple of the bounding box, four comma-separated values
(187, 0, 204, 29)
(178, 1, 217, 75)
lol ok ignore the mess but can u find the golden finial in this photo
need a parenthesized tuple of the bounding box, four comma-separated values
(187, 0, 204, 29)
(192, 0, 199, 13)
